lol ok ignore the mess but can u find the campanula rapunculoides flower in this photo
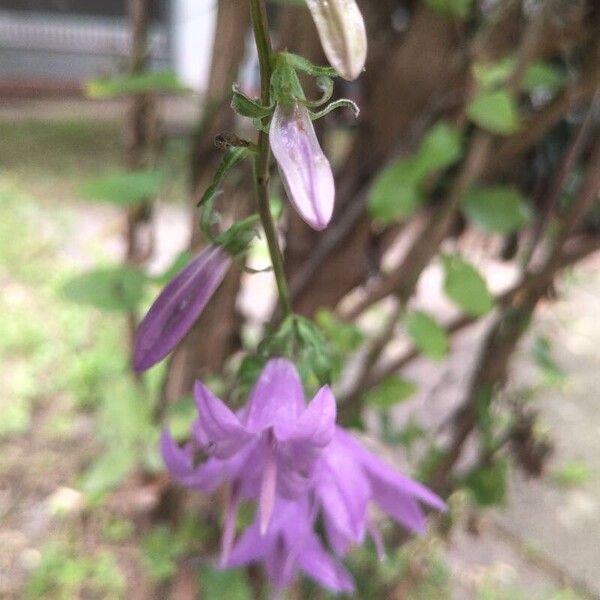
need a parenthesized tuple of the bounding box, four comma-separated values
(313, 427, 447, 557)
(306, 0, 367, 81)
(226, 495, 354, 594)
(161, 358, 336, 560)
(270, 102, 335, 231)
(133, 245, 230, 372)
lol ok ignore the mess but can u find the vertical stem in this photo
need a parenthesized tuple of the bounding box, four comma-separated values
(249, 0, 293, 318)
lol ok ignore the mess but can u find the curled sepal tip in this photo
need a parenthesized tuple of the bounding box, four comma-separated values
(306, 0, 367, 81)
(270, 103, 335, 231)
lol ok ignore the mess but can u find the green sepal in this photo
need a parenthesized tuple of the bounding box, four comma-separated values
(198, 146, 250, 240)
(231, 85, 274, 119)
(309, 98, 360, 120)
(303, 76, 334, 108)
(216, 215, 261, 258)
(280, 52, 338, 79)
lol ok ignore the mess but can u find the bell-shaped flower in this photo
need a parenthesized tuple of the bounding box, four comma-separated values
(306, 0, 367, 81)
(133, 245, 231, 372)
(313, 427, 447, 557)
(270, 102, 335, 231)
(226, 495, 354, 595)
(161, 358, 336, 561)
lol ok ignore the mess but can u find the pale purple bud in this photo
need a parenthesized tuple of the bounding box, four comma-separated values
(306, 0, 367, 81)
(133, 246, 231, 372)
(270, 103, 335, 231)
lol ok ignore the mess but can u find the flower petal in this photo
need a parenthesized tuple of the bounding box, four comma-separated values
(134, 246, 231, 372)
(276, 385, 337, 498)
(306, 0, 367, 81)
(336, 426, 447, 512)
(244, 358, 306, 433)
(160, 430, 225, 492)
(270, 104, 335, 231)
(194, 381, 252, 459)
(315, 436, 370, 547)
(298, 535, 355, 594)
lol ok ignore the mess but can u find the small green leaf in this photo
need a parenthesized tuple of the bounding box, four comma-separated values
(442, 255, 493, 316)
(365, 375, 417, 409)
(79, 170, 164, 205)
(472, 57, 515, 90)
(426, 0, 473, 19)
(462, 458, 508, 506)
(405, 311, 449, 361)
(467, 90, 520, 135)
(462, 185, 532, 233)
(414, 121, 463, 176)
(61, 266, 148, 312)
(523, 62, 566, 94)
(86, 70, 186, 98)
(368, 158, 423, 223)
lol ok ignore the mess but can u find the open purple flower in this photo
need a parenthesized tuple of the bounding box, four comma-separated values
(270, 102, 335, 231)
(161, 358, 336, 561)
(226, 495, 354, 595)
(313, 427, 447, 557)
(133, 245, 230, 372)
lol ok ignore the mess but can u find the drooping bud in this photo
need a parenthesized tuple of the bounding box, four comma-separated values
(270, 102, 335, 231)
(306, 0, 367, 81)
(133, 245, 231, 372)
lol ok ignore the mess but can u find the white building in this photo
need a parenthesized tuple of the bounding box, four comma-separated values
(0, 0, 216, 92)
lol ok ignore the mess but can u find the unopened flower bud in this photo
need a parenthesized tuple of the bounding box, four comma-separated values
(306, 0, 367, 81)
(270, 102, 335, 231)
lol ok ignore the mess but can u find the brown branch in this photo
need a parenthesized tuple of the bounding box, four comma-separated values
(428, 132, 600, 495)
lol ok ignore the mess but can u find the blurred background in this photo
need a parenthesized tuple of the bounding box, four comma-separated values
(1, 1, 599, 599)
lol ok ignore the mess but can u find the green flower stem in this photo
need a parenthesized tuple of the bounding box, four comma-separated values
(249, 0, 292, 319)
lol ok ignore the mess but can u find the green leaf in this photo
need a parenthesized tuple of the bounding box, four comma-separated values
(462, 185, 532, 233)
(79, 170, 164, 205)
(405, 311, 449, 361)
(426, 0, 473, 19)
(86, 70, 187, 99)
(199, 566, 252, 600)
(368, 158, 423, 223)
(369, 121, 463, 224)
(467, 90, 520, 135)
(81, 448, 137, 495)
(442, 255, 493, 316)
(414, 122, 463, 176)
(523, 62, 567, 94)
(365, 375, 417, 409)
(315, 309, 364, 354)
(472, 57, 515, 90)
(462, 458, 508, 506)
(61, 266, 148, 312)
(473, 57, 566, 95)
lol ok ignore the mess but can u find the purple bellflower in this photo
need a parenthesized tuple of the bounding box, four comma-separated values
(270, 102, 335, 231)
(313, 427, 447, 558)
(161, 358, 336, 562)
(133, 245, 230, 372)
(226, 495, 354, 595)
